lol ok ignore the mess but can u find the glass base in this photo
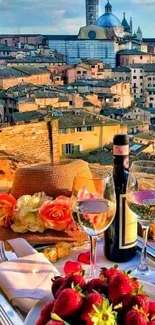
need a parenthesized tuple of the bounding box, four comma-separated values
(126, 265, 155, 284)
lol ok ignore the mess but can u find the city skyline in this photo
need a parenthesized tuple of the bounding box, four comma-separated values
(0, 0, 154, 36)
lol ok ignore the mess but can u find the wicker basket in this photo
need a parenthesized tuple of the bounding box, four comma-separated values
(11, 159, 90, 199)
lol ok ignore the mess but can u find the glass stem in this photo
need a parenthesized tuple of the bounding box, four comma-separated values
(89, 236, 97, 278)
(138, 225, 149, 272)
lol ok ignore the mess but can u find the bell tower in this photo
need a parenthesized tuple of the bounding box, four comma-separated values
(85, 0, 99, 26)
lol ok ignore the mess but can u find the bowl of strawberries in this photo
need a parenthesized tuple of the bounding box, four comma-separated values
(25, 266, 155, 325)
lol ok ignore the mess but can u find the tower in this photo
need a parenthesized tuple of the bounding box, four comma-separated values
(121, 12, 130, 32)
(136, 26, 143, 41)
(130, 17, 133, 35)
(85, 0, 99, 26)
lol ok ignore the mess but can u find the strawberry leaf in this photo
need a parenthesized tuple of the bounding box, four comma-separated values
(51, 313, 70, 325)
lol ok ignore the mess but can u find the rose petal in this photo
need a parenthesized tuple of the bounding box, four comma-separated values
(54, 196, 70, 208)
(77, 251, 90, 264)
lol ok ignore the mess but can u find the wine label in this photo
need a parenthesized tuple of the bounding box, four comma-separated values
(119, 194, 137, 249)
(113, 145, 129, 156)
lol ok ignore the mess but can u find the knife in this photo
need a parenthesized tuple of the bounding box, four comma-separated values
(0, 291, 24, 325)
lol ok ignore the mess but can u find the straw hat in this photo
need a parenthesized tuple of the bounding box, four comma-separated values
(11, 159, 90, 199)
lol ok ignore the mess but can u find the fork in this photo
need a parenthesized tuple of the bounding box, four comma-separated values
(0, 306, 14, 325)
(0, 241, 8, 263)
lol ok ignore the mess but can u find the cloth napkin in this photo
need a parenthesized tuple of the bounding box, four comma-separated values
(0, 239, 60, 313)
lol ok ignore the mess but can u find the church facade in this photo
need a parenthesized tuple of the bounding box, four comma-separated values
(48, 1, 142, 67)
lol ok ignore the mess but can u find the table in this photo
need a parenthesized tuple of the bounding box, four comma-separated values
(54, 238, 155, 275)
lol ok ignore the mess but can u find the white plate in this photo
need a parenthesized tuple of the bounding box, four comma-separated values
(24, 281, 155, 325)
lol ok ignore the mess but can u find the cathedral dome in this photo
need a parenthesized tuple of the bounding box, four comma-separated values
(96, 0, 121, 28)
(96, 13, 121, 28)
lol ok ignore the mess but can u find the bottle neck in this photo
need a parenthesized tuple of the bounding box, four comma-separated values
(113, 144, 129, 174)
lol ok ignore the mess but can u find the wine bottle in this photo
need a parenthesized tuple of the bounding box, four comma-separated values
(104, 134, 137, 262)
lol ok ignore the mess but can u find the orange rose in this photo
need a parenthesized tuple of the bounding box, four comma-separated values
(0, 193, 16, 227)
(39, 196, 72, 231)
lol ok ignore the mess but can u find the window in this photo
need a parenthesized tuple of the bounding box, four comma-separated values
(140, 83, 143, 86)
(134, 70, 136, 73)
(87, 126, 94, 131)
(76, 127, 82, 132)
(77, 71, 81, 74)
(62, 143, 74, 154)
(140, 70, 143, 73)
(140, 76, 143, 79)
(83, 71, 87, 74)
(62, 144, 80, 155)
(134, 89, 136, 94)
(140, 56, 143, 59)
(69, 100, 73, 105)
(148, 77, 152, 81)
(133, 83, 136, 88)
(60, 129, 69, 134)
(133, 76, 137, 79)
(150, 97, 154, 101)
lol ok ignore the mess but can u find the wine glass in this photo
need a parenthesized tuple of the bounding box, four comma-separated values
(126, 160, 155, 283)
(71, 168, 116, 278)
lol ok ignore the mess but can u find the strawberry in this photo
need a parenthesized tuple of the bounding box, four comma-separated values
(55, 274, 86, 298)
(41, 300, 55, 319)
(52, 277, 64, 298)
(122, 294, 134, 312)
(122, 294, 149, 314)
(86, 278, 106, 294)
(100, 265, 121, 284)
(149, 301, 155, 320)
(125, 308, 148, 325)
(108, 272, 133, 305)
(64, 261, 82, 275)
(64, 273, 86, 289)
(80, 292, 103, 323)
(132, 295, 150, 313)
(53, 287, 83, 318)
(36, 316, 48, 325)
(77, 251, 90, 264)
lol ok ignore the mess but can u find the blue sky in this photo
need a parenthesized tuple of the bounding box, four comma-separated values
(0, 0, 154, 37)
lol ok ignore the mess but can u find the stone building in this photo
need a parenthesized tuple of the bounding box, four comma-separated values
(67, 79, 132, 108)
(47, 1, 140, 66)
(0, 66, 51, 90)
(6, 110, 127, 159)
(117, 49, 151, 66)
